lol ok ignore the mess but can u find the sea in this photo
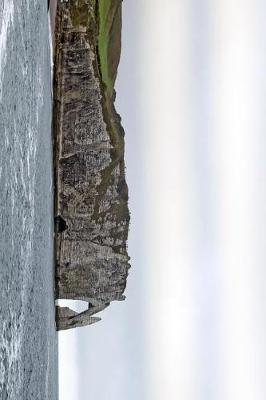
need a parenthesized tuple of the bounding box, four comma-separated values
(0, 1, 58, 399)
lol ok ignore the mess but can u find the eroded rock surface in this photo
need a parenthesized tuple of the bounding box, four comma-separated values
(54, 0, 130, 330)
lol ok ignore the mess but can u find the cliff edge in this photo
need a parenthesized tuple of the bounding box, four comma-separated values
(53, 0, 130, 330)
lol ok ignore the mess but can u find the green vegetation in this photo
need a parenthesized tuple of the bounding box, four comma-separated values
(98, 0, 122, 95)
(93, 0, 125, 214)
(68, 0, 122, 96)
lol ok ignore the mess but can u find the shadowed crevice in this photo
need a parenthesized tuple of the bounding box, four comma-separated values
(55, 215, 68, 233)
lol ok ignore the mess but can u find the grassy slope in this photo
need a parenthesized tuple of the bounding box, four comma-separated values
(66, 0, 122, 97)
(98, 0, 122, 95)
(97, 0, 124, 159)
(95, 0, 127, 214)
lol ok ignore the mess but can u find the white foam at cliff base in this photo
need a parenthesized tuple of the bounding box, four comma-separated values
(0, 0, 14, 98)
(48, 12, 54, 94)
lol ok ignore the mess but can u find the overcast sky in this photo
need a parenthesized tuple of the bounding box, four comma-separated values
(59, 1, 266, 399)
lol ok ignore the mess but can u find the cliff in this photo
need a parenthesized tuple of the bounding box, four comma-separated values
(53, 0, 130, 330)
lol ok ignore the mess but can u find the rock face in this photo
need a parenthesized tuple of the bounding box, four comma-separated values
(53, 0, 130, 330)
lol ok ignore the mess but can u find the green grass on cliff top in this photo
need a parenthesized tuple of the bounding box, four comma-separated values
(68, 0, 121, 96)
(98, 0, 122, 95)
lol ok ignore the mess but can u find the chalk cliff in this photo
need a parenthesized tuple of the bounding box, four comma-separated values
(53, 0, 130, 330)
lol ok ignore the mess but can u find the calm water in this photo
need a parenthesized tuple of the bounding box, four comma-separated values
(0, 1, 58, 399)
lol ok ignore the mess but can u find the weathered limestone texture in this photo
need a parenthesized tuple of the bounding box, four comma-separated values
(54, 0, 130, 330)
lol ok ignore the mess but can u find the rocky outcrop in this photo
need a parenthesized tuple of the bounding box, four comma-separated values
(53, 0, 130, 330)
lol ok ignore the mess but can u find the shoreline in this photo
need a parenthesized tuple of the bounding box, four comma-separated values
(49, 0, 58, 41)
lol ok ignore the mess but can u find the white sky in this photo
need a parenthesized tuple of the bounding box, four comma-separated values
(59, 1, 266, 399)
